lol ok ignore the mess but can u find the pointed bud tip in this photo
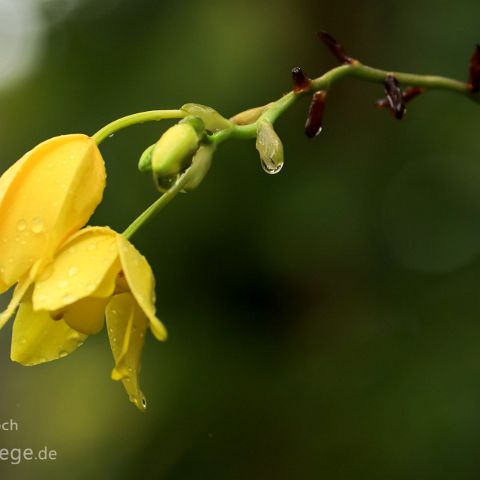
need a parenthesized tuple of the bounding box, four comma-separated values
(291, 67, 311, 93)
(305, 91, 327, 138)
(317, 30, 354, 64)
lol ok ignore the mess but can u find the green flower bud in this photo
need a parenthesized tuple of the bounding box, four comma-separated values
(138, 143, 155, 172)
(181, 103, 232, 132)
(255, 121, 284, 174)
(183, 145, 214, 191)
(151, 118, 203, 178)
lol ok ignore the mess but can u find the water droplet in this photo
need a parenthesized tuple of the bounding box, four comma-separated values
(30, 217, 44, 234)
(108, 133, 115, 138)
(58, 279, 69, 289)
(59, 351, 68, 358)
(86, 283, 95, 293)
(68, 266, 78, 277)
(87, 243, 96, 251)
(141, 398, 147, 408)
(62, 293, 74, 304)
(16, 219, 27, 232)
(260, 157, 284, 175)
(20, 337, 27, 345)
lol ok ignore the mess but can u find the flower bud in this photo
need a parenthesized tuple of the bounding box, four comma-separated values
(230, 103, 273, 125)
(138, 143, 155, 172)
(256, 121, 284, 175)
(151, 116, 204, 179)
(183, 145, 214, 191)
(181, 103, 232, 132)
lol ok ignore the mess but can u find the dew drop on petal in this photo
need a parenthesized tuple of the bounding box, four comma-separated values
(30, 217, 44, 234)
(59, 351, 68, 358)
(62, 293, 74, 304)
(68, 266, 78, 277)
(58, 279, 69, 289)
(16, 219, 27, 232)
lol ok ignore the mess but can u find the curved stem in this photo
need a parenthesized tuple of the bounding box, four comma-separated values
(122, 172, 193, 239)
(92, 110, 188, 145)
(105, 60, 479, 240)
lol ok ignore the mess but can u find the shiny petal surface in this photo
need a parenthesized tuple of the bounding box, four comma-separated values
(116, 235, 167, 341)
(33, 227, 120, 311)
(0, 273, 34, 331)
(63, 296, 109, 335)
(0, 135, 106, 289)
(11, 297, 87, 366)
(106, 293, 149, 412)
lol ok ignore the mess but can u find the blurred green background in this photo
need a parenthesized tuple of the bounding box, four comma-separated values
(1, 0, 480, 478)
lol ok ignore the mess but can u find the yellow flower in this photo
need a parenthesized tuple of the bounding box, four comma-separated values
(0, 134, 106, 295)
(4, 226, 166, 411)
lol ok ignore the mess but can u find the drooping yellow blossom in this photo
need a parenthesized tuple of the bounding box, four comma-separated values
(0, 134, 106, 294)
(2, 226, 166, 411)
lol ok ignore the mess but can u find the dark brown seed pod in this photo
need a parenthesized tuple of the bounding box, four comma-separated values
(384, 75, 405, 119)
(291, 67, 311, 93)
(305, 91, 327, 138)
(468, 44, 480, 93)
(317, 31, 354, 64)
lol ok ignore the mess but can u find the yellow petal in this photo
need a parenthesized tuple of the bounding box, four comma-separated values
(106, 293, 149, 412)
(0, 272, 34, 331)
(116, 235, 167, 341)
(0, 135, 106, 289)
(11, 296, 87, 366)
(63, 296, 109, 335)
(33, 227, 120, 311)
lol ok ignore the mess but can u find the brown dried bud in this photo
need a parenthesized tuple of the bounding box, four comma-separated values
(384, 75, 405, 119)
(317, 31, 354, 65)
(468, 44, 480, 93)
(376, 86, 424, 111)
(305, 91, 327, 138)
(402, 86, 425, 103)
(292, 67, 311, 93)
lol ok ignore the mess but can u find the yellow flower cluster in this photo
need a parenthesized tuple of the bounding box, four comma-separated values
(0, 134, 167, 411)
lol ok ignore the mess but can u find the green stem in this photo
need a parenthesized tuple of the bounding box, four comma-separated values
(122, 177, 187, 239)
(92, 110, 188, 145)
(115, 62, 478, 238)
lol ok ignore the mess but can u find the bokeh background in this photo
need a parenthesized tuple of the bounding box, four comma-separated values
(0, 0, 480, 478)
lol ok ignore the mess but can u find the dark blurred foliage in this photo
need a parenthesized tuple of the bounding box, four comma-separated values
(1, 0, 480, 478)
